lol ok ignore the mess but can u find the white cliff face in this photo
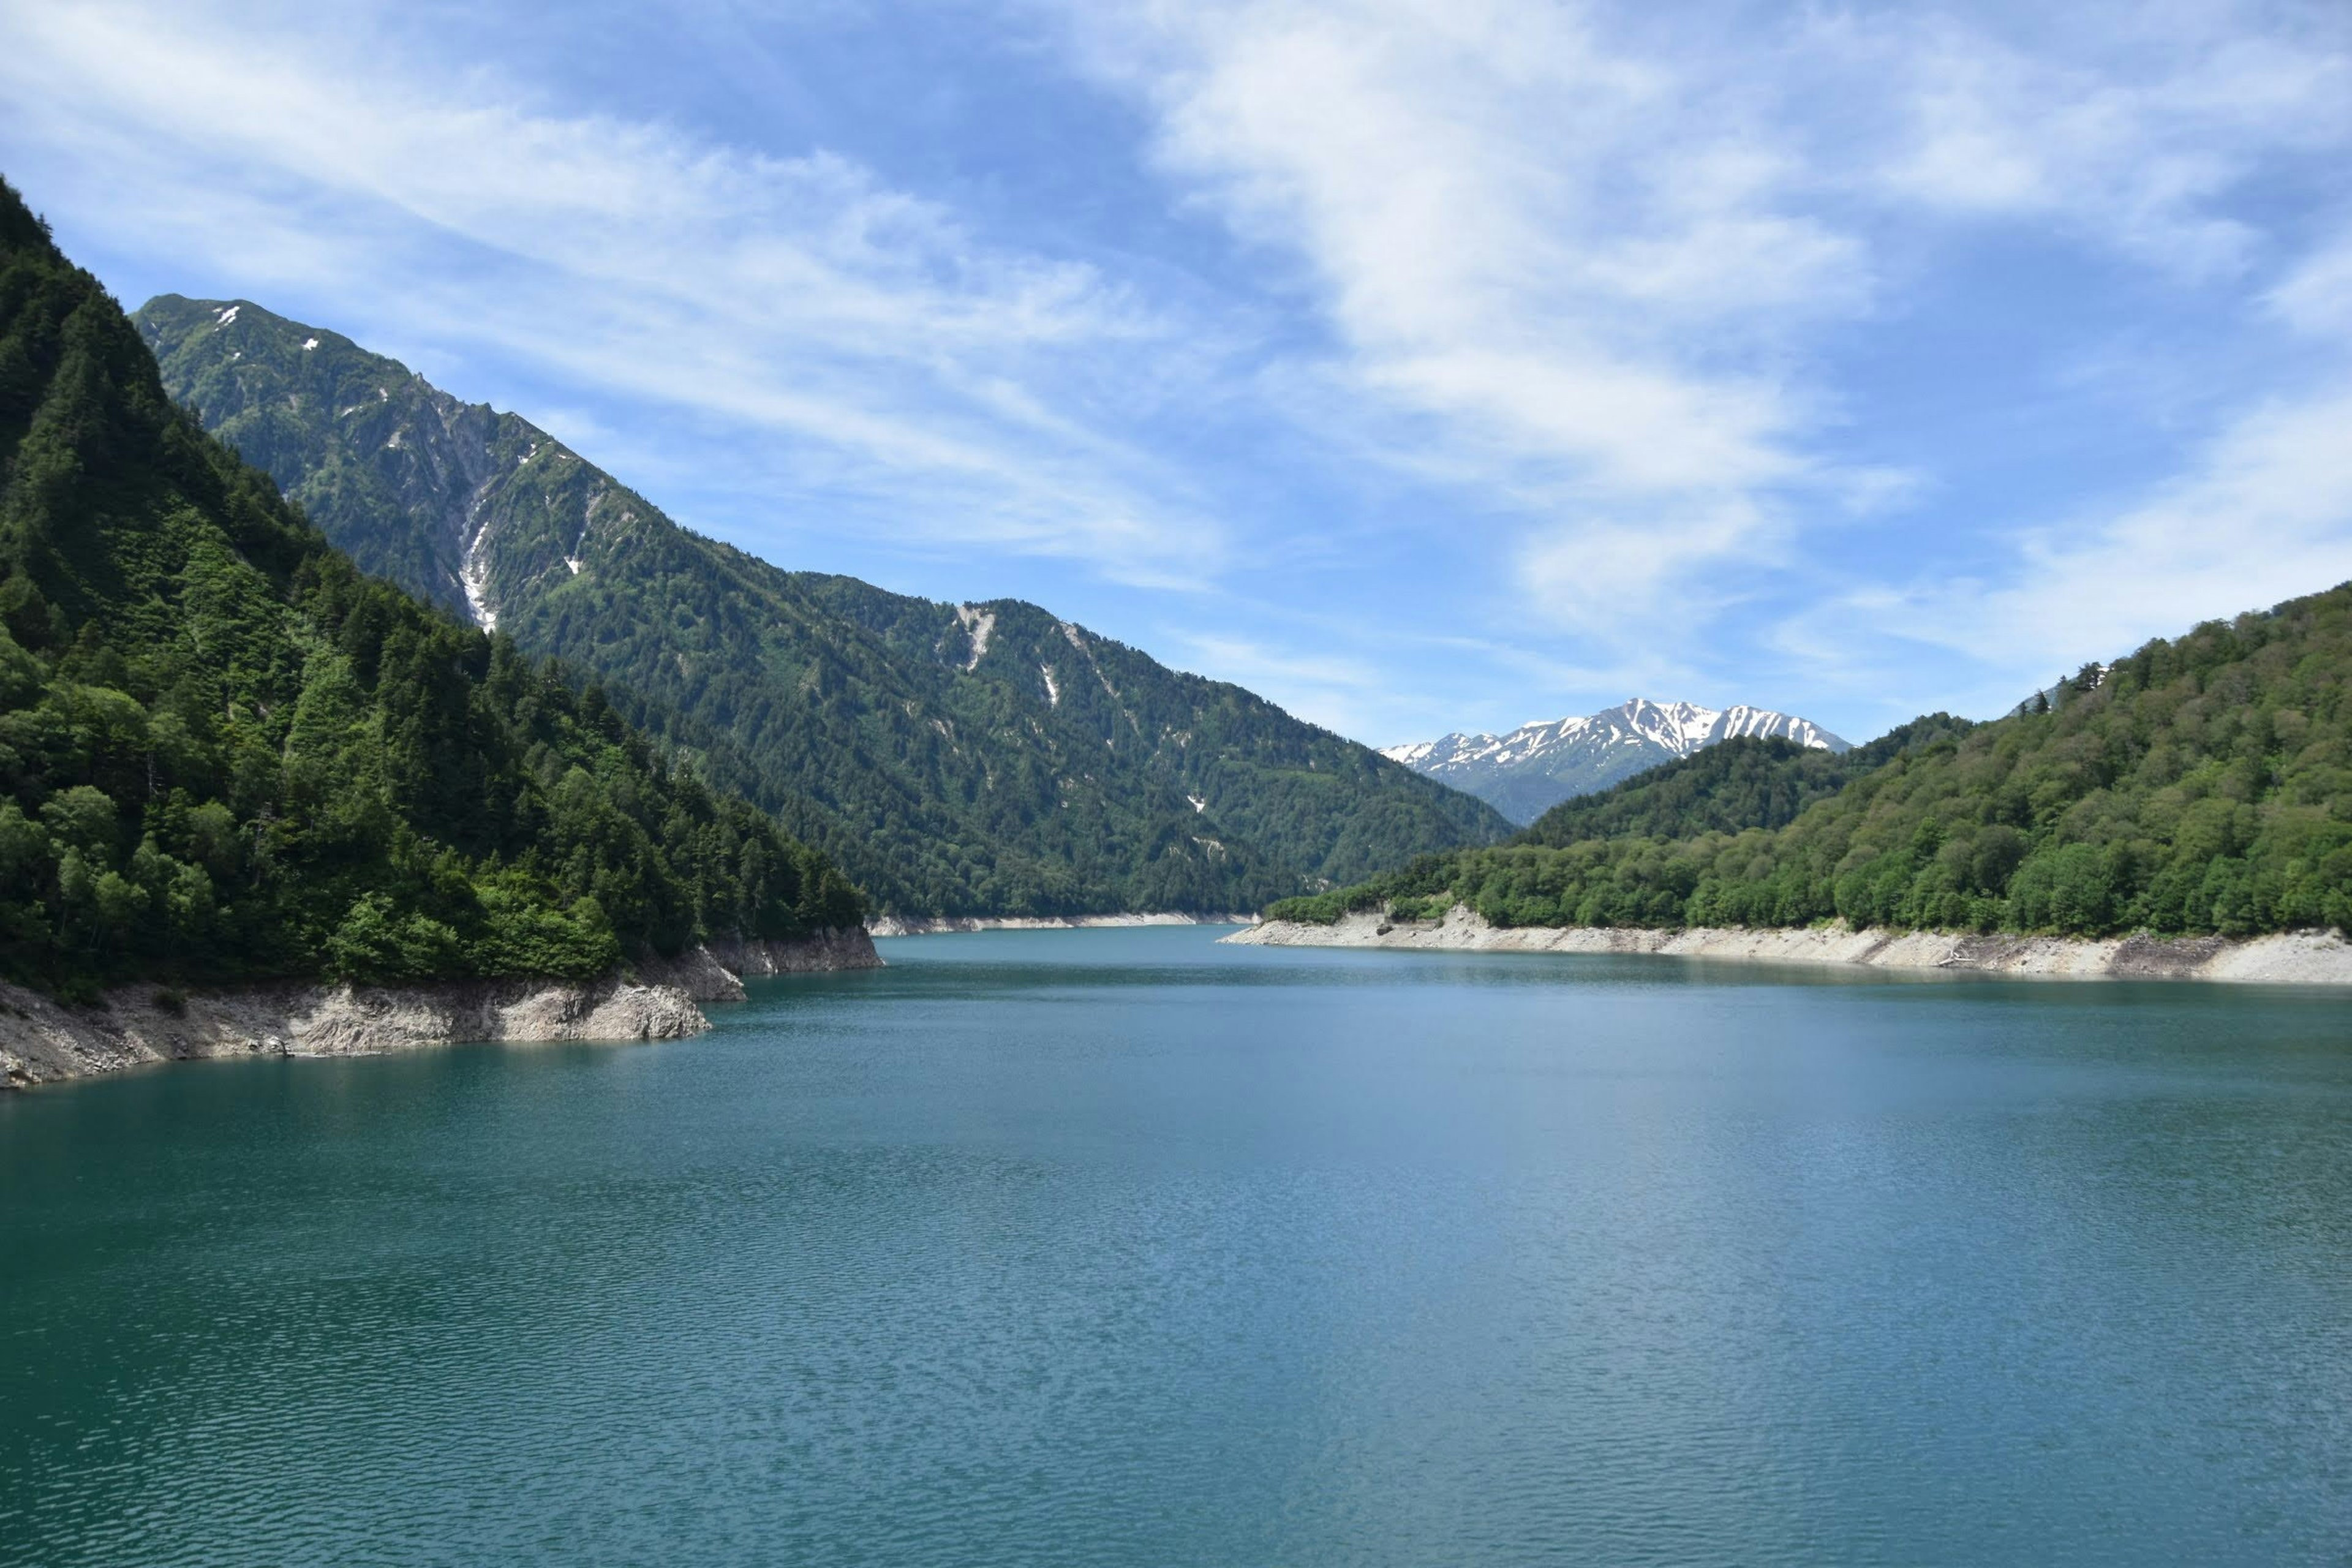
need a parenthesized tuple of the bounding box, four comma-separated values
(1383, 699, 1849, 825)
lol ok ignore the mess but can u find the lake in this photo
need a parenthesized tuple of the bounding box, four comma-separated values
(2, 926, 2348, 1566)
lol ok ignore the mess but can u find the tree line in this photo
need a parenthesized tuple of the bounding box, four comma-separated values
(1270, 589, 2352, 941)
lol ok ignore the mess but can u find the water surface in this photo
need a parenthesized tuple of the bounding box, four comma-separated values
(3, 928, 2348, 1565)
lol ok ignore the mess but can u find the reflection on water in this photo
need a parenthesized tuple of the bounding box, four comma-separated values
(3, 926, 2347, 1566)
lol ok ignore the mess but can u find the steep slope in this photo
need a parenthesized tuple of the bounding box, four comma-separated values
(0, 181, 859, 999)
(1384, 699, 1849, 824)
(136, 295, 1511, 914)
(1272, 587, 2352, 939)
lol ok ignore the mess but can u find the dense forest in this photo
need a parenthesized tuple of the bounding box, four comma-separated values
(1270, 587, 2352, 939)
(0, 179, 859, 1000)
(137, 294, 1513, 916)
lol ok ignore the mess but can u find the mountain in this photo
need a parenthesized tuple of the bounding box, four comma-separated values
(1513, 715, 1972, 850)
(0, 179, 860, 1000)
(1382, 699, 1850, 824)
(1272, 586, 2352, 939)
(134, 295, 1512, 917)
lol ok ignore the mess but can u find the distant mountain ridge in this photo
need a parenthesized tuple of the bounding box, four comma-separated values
(1383, 699, 1850, 824)
(135, 294, 1511, 916)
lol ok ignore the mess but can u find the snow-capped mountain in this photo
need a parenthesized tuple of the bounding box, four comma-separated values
(1382, 699, 1850, 826)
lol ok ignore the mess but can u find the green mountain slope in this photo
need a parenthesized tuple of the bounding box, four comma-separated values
(0, 180, 858, 999)
(1513, 714, 1976, 848)
(134, 293, 1511, 916)
(1272, 587, 2352, 937)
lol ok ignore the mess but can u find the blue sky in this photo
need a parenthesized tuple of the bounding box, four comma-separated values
(2, 0, 2348, 747)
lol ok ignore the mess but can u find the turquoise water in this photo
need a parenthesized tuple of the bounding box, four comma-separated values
(2, 927, 2348, 1566)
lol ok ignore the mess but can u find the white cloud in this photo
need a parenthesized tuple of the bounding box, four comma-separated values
(1057, 0, 2352, 646)
(1056, 0, 1869, 628)
(0, 0, 1223, 586)
(2269, 227, 2352, 337)
(1863, 385, 2352, 693)
(1833, 6, 2352, 278)
(8, 0, 2349, 744)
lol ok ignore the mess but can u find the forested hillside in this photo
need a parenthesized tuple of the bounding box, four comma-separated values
(137, 294, 1512, 916)
(0, 180, 858, 999)
(1514, 715, 1974, 848)
(1272, 588, 2352, 938)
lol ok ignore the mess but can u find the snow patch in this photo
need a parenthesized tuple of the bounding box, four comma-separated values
(214, 305, 239, 326)
(1041, 665, 1060, 706)
(301, 337, 318, 351)
(1395, 699, 1845, 778)
(460, 494, 498, 631)
(1187, 794, 1207, 813)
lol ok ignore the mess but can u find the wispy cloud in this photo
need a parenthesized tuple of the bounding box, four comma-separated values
(1052, 0, 2352, 732)
(1834, 6, 2352, 279)
(0, 0, 1226, 586)
(4, 0, 2348, 744)
(1855, 382, 2352, 695)
(1057, 0, 1872, 628)
(2269, 225, 2352, 337)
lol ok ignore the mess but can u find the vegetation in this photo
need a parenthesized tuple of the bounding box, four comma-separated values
(1269, 594, 2352, 940)
(138, 295, 1514, 916)
(1513, 715, 1973, 850)
(0, 179, 859, 1000)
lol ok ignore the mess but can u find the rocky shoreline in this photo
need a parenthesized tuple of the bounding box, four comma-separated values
(867, 912, 1256, 937)
(0, 928, 883, 1091)
(1224, 906, 2352, 984)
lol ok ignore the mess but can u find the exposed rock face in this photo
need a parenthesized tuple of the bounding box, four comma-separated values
(707, 928, 886, 976)
(1225, 907, 2352, 985)
(0, 974, 706, 1091)
(0, 932, 888, 1091)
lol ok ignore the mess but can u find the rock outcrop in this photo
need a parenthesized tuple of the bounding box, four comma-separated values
(707, 928, 886, 976)
(0, 930, 887, 1091)
(1224, 906, 2352, 985)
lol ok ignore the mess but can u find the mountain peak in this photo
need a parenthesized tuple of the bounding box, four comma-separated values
(1383, 699, 1849, 825)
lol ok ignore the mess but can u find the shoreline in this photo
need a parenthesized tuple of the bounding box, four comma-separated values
(0, 929, 883, 1091)
(868, 912, 1256, 937)
(1223, 906, 2352, 985)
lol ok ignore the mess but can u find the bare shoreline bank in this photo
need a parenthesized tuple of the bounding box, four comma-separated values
(0, 929, 883, 1091)
(1223, 907, 2352, 985)
(868, 912, 1256, 937)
